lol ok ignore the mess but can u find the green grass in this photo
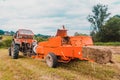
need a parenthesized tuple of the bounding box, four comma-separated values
(94, 42, 120, 46)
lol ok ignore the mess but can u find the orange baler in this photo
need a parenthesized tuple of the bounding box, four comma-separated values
(33, 26, 93, 68)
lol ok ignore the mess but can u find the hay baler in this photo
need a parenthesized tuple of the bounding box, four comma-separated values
(33, 26, 93, 68)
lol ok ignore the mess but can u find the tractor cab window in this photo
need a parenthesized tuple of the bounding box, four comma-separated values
(19, 30, 34, 35)
(18, 30, 34, 39)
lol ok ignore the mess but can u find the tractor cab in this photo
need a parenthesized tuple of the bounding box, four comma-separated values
(9, 29, 36, 59)
(14, 29, 34, 39)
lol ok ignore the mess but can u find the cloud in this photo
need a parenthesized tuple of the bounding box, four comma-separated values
(0, 0, 120, 35)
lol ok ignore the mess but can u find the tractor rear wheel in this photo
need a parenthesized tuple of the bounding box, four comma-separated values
(11, 42, 19, 59)
(46, 53, 58, 68)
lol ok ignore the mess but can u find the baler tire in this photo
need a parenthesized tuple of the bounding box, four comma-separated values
(8, 47, 11, 56)
(11, 42, 19, 59)
(46, 53, 58, 68)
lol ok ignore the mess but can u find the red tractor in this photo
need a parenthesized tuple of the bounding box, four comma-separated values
(9, 29, 37, 59)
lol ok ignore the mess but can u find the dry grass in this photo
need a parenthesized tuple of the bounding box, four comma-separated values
(0, 48, 120, 80)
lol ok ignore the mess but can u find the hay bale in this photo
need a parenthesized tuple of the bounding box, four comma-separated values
(82, 46, 112, 64)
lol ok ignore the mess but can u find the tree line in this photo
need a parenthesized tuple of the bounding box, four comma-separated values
(87, 4, 120, 42)
(0, 30, 15, 36)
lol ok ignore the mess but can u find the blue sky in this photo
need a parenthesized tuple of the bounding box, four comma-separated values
(0, 0, 120, 35)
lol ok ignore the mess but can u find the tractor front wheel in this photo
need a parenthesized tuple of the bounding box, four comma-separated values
(11, 42, 19, 59)
(46, 53, 58, 68)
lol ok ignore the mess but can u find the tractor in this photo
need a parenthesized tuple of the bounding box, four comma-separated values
(9, 29, 37, 59)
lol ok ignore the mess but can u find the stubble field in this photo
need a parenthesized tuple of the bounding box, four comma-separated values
(0, 46, 120, 80)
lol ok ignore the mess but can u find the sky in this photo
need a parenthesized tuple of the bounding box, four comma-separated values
(0, 0, 120, 36)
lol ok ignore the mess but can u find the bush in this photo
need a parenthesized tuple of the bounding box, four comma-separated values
(34, 36, 48, 42)
(3, 39, 12, 47)
(0, 39, 12, 48)
(0, 42, 4, 48)
(94, 42, 120, 46)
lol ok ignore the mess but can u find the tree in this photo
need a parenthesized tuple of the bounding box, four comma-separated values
(10, 31, 15, 36)
(87, 4, 110, 34)
(100, 15, 120, 42)
(74, 32, 88, 36)
(114, 15, 120, 18)
(0, 30, 4, 35)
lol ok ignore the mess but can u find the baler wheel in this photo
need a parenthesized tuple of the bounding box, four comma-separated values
(46, 53, 58, 68)
(11, 42, 19, 59)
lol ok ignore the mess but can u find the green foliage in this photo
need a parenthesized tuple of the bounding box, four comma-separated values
(0, 36, 12, 48)
(87, 4, 110, 33)
(0, 39, 12, 48)
(88, 4, 120, 42)
(114, 15, 120, 18)
(10, 31, 15, 36)
(87, 4, 111, 42)
(74, 32, 88, 36)
(4, 31, 15, 36)
(34, 34, 50, 42)
(3, 39, 12, 47)
(94, 42, 120, 46)
(0, 42, 4, 48)
(35, 34, 50, 38)
(34, 36, 48, 42)
(98, 15, 120, 42)
(0, 30, 4, 35)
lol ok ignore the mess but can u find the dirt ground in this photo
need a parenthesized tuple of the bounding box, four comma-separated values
(106, 46, 120, 54)
(0, 46, 120, 80)
(106, 46, 120, 69)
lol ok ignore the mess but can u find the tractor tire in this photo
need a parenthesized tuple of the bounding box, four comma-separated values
(11, 42, 19, 59)
(8, 47, 11, 56)
(46, 53, 58, 68)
